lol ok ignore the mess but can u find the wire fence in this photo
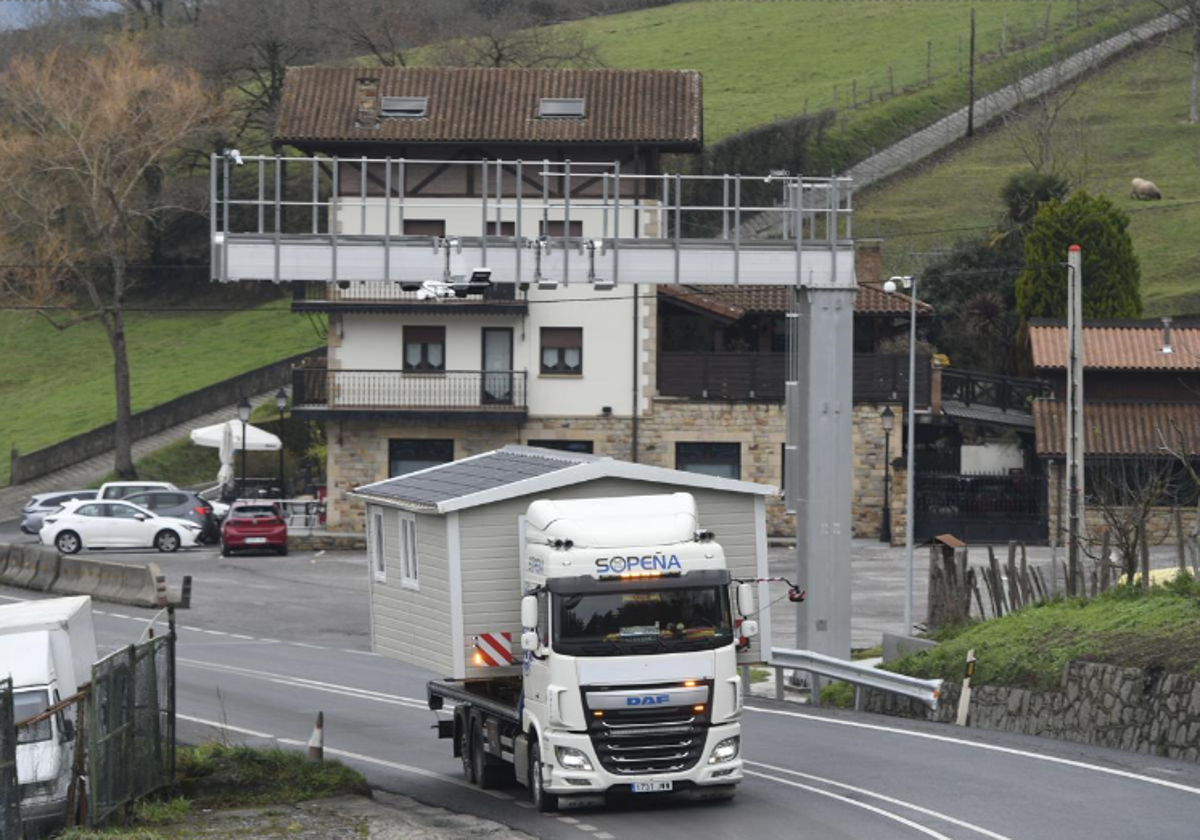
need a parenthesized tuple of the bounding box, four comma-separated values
(0, 626, 175, 837)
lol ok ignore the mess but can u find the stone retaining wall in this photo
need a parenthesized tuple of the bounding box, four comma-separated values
(866, 661, 1200, 762)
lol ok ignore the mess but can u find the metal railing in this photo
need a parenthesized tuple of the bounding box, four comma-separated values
(293, 367, 528, 413)
(292, 280, 523, 307)
(941, 369, 1049, 415)
(211, 154, 854, 287)
(769, 648, 943, 710)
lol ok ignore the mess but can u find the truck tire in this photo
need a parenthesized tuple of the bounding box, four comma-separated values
(472, 721, 504, 790)
(529, 743, 558, 813)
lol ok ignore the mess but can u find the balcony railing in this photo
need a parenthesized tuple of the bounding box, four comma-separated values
(292, 280, 525, 311)
(656, 352, 931, 406)
(292, 368, 527, 415)
(940, 369, 1049, 415)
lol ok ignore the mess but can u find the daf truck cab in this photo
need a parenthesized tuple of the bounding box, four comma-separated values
(428, 493, 758, 811)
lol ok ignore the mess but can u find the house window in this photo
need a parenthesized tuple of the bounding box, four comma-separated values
(381, 96, 427, 118)
(486, 221, 516, 236)
(541, 327, 583, 375)
(403, 219, 446, 237)
(404, 326, 445, 372)
(676, 442, 741, 480)
(527, 439, 594, 454)
(399, 513, 419, 589)
(371, 510, 386, 582)
(389, 439, 454, 477)
(540, 220, 583, 238)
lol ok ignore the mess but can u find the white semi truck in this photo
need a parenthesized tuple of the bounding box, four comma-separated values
(427, 493, 759, 811)
(0, 596, 98, 834)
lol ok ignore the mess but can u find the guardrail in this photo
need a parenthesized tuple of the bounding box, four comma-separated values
(768, 647, 943, 710)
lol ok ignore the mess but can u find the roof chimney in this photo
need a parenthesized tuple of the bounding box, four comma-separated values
(854, 239, 883, 285)
(1161, 316, 1173, 355)
(356, 78, 380, 129)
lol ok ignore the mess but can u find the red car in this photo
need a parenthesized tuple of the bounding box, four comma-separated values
(221, 502, 288, 556)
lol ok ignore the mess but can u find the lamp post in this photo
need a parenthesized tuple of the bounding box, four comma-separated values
(880, 406, 895, 543)
(275, 387, 288, 498)
(237, 397, 251, 499)
(883, 275, 918, 634)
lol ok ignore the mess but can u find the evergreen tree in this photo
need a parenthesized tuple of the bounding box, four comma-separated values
(1015, 190, 1142, 323)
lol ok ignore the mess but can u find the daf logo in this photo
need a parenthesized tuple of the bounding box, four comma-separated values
(626, 694, 669, 707)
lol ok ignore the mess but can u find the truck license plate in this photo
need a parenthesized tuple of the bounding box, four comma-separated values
(246, 537, 267, 544)
(632, 781, 673, 793)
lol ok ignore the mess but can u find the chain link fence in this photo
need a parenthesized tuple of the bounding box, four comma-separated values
(0, 679, 20, 840)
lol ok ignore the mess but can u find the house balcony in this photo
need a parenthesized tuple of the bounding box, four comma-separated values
(292, 367, 528, 422)
(291, 281, 527, 315)
(656, 352, 932, 407)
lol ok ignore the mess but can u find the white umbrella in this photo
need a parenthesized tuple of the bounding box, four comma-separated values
(190, 419, 282, 492)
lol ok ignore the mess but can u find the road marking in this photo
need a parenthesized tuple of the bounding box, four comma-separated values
(744, 770, 954, 840)
(746, 760, 1013, 840)
(229, 634, 255, 640)
(177, 713, 275, 740)
(744, 705, 1200, 797)
(575, 823, 598, 831)
(557, 816, 579, 824)
(179, 658, 429, 711)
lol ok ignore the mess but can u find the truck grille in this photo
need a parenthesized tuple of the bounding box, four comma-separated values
(587, 706, 707, 775)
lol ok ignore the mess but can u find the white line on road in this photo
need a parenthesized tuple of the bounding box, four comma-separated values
(179, 658, 429, 710)
(745, 706, 1200, 797)
(744, 770, 955, 840)
(745, 760, 1013, 840)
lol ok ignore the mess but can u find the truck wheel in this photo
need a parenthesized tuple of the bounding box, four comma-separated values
(460, 719, 476, 784)
(529, 743, 558, 813)
(472, 722, 504, 789)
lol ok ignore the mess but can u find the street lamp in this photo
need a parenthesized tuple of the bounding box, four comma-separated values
(883, 275, 918, 634)
(880, 406, 895, 544)
(237, 397, 251, 499)
(275, 387, 288, 498)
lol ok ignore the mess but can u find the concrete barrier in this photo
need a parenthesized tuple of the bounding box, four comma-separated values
(0, 544, 10, 582)
(52, 555, 104, 599)
(26, 545, 61, 592)
(0, 542, 165, 608)
(5, 546, 41, 589)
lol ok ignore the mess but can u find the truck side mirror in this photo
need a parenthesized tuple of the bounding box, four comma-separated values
(520, 595, 538, 630)
(60, 718, 75, 742)
(737, 583, 756, 618)
(520, 631, 540, 653)
(740, 619, 760, 639)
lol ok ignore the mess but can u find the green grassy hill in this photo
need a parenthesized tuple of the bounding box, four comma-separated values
(561, 0, 1161, 152)
(0, 296, 322, 485)
(856, 32, 1200, 315)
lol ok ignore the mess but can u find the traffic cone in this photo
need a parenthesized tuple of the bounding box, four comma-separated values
(307, 711, 324, 762)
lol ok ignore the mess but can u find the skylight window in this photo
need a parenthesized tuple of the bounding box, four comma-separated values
(381, 96, 428, 118)
(539, 98, 586, 119)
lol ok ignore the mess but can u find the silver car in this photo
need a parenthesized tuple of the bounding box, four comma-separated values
(20, 490, 98, 535)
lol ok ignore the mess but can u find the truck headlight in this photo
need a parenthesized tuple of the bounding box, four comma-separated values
(708, 736, 740, 764)
(555, 746, 593, 771)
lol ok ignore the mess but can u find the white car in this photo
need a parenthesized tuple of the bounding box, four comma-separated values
(96, 480, 177, 500)
(39, 499, 203, 554)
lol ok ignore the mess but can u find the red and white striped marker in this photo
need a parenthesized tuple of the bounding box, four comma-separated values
(473, 632, 514, 667)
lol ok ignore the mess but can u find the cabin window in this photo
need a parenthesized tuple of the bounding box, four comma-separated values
(399, 513, 419, 589)
(371, 510, 386, 583)
(403, 326, 446, 372)
(403, 219, 446, 237)
(676, 442, 741, 480)
(541, 327, 583, 375)
(389, 439, 454, 477)
(540, 220, 583, 238)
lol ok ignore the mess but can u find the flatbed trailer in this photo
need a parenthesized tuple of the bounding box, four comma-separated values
(428, 677, 540, 794)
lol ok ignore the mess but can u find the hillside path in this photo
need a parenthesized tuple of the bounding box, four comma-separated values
(0, 390, 278, 523)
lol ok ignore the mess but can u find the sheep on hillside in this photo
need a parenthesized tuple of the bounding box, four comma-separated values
(1131, 178, 1162, 200)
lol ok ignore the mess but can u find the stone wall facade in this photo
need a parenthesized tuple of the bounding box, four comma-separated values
(866, 661, 1200, 763)
(325, 398, 906, 539)
(1047, 460, 1187, 547)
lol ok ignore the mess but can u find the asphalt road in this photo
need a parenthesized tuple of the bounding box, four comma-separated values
(2, 532, 1200, 838)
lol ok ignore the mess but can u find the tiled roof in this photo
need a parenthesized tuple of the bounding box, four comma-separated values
(658, 284, 932, 318)
(1029, 320, 1200, 371)
(1032, 400, 1200, 457)
(275, 67, 703, 149)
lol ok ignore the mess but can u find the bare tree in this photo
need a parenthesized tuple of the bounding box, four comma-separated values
(1149, 0, 1200, 124)
(1080, 457, 1182, 584)
(1158, 419, 1200, 573)
(311, 0, 451, 67)
(0, 39, 228, 477)
(435, 1, 603, 68)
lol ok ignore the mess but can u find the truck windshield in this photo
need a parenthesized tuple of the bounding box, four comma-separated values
(553, 586, 733, 656)
(14, 689, 52, 744)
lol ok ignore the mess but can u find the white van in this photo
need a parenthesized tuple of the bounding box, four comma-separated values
(0, 597, 98, 834)
(96, 481, 177, 501)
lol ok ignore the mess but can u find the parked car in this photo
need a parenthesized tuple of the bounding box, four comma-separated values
(96, 480, 176, 500)
(20, 490, 97, 535)
(221, 502, 288, 556)
(124, 489, 219, 544)
(40, 499, 203, 554)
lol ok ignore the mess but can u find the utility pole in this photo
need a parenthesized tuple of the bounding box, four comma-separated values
(1066, 245, 1084, 595)
(967, 7, 977, 137)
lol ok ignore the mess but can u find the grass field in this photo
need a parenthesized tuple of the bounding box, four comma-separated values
(0, 294, 322, 485)
(886, 575, 1200, 689)
(561, 0, 1161, 148)
(856, 32, 1200, 314)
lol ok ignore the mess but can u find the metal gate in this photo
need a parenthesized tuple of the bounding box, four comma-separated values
(914, 473, 1048, 543)
(0, 679, 19, 840)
